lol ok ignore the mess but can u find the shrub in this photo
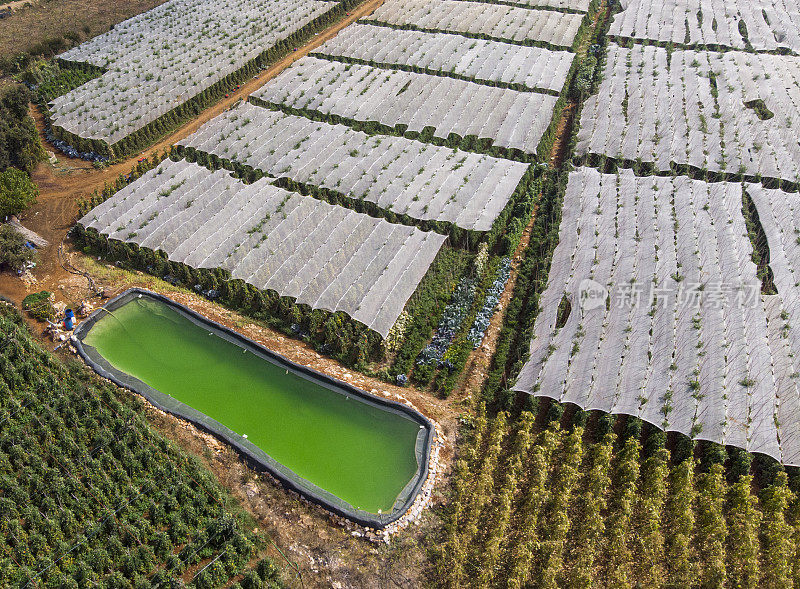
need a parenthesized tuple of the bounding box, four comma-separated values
(0, 167, 38, 218)
(0, 224, 36, 271)
(22, 290, 55, 321)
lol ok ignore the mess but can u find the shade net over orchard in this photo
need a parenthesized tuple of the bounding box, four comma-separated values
(311, 23, 576, 92)
(514, 167, 800, 465)
(50, 0, 336, 145)
(178, 102, 528, 231)
(365, 0, 585, 48)
(609, 0, 800, 52)
(78, 160, 446, 337)
(252, 57, 557, 155)
(576, 44, 800, 184)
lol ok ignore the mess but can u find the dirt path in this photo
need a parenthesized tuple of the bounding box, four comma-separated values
(0, 0, 384, 306)
(451, 5, 606, 404)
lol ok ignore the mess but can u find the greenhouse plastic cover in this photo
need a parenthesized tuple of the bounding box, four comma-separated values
(609, 0, 800, 52)
(576, 43, 800, 185)
(78, 159, 447, 337)
(367, 0, 585, 48)
(312, 23, 576, 92)
(252, 56, 557, 155)
(178, 102, 528, 231)
(51, 0, 335, 145)
(514, 167, 800, 465)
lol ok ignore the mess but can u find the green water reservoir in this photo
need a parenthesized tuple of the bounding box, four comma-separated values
(80, 295, 423, 515)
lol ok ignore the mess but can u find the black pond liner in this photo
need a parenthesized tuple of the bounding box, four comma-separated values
(73, 288, 433, 529)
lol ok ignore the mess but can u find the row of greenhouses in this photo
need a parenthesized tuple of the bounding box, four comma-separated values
(576, 43, 800, 183)
(469, 0, 592, 11)
(51, 0, 340, 145)
(311, 23, 575, 92)
(78, 159, 446, 337)
(514, 167, 800, 465)
(609, 0, 800, 52)
(178, 102, 528, 231)
(364, 0, 585, 47)
(252, 56, 557, 154)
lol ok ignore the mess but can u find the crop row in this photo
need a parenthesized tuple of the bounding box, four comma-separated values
(364, 0, 585, 49)
(310, 22, 575, 93)
(252, 56, 557, 155)
(576, 43, 800, 186)
(0, 304, 288, 588)
(456, 0, 592, 13)
(45, 0, 364, 158)
(50, 0, 334, 146)
(434, 403, 800, 588)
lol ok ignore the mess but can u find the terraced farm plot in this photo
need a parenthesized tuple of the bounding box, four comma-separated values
(513, 167, 800, 464)
(178, 103, 528, 231)
(576, 44, 800, 183)
(252, 56, 557, 155)
(49, 0, 336, 146)
(364, 0, 585, 48)
(311, 22, 575, 92)
(79, 160, 447, 337)
(609, 0, 800, 52)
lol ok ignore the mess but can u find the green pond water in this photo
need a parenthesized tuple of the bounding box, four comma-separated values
(83, 297, 421, 513)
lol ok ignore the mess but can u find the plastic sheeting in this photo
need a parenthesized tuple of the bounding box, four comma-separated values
(514, 167, 800, 465)
(79, 159, 447, 337)
(179, 102, 528, 231)
(313, 23, 575, 92)
(51, 0, 334, 144)
(609, 0, 800, 52)
(253, 56, 557, 154)
(576, 43, 800, 184)
(367, 0, 584, 47)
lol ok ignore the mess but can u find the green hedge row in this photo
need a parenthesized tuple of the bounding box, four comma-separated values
(71, 224, 385, 369)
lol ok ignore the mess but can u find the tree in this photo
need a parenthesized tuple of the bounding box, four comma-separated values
(0, 86, 44, 175)
(0, 168, 38, 218)
(0, 224, 36, 271)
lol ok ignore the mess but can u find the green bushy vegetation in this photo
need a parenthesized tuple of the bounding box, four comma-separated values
(0, 85, 45, 177)
(433, 403, 800, 588)
(21, 290, 55, 321)
(0, 302, 289, 587)
(0, 167, 39, 218)
(0, 225, 37, 272)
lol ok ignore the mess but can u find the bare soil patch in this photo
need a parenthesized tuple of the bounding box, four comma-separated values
(0, 0, 169, 57)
